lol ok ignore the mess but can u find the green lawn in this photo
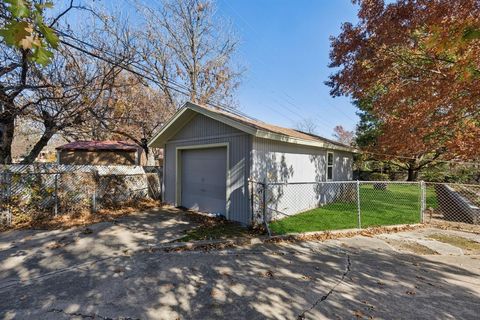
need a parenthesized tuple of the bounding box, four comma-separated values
(270, 184, 426, 235)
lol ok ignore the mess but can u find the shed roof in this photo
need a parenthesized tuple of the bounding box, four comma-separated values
(149, 102, 357, 153)
(56, 140, 140, 152)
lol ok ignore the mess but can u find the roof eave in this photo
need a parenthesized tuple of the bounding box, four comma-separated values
(148, 102, 257, 148)
(148, 101, 358, 153)
(254, 129, 357, 153)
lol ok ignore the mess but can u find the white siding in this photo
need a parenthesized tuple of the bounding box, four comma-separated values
(251, 137, 353, 220)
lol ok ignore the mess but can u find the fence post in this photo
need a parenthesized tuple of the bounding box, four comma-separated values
(356, 180, 361, 229)
(91, 186, 97, 213)
(262, 178, 271, 236)
(249, 180, 254, 222)
(420, 180, 426, 223)
(53, 174, 58, 216)
(2, 170, 12, 226)
(6, 171, 11, 226)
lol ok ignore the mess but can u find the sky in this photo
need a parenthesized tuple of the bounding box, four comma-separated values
(215, 0, 360, 138)
(66, 0, 360, 139)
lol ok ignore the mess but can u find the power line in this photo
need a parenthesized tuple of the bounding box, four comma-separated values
(219, 0, 359, 127)
(55, 29, 259, 121)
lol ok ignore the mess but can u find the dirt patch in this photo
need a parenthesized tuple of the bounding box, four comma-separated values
(177, 215, 262, 242)
(428, 219, 480, 235)
(428, 233, 480, 254)
(386, 240, 438, 255)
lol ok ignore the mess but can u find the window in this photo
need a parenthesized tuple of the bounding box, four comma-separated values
(326, 152, 334, 181)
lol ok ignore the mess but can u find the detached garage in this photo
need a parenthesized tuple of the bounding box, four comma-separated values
(148, 102, 356, 225)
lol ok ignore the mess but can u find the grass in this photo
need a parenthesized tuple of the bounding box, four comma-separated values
(428, 233, 480, 254)
(270, 184, 426, 235)
(393, 241, 438, 255)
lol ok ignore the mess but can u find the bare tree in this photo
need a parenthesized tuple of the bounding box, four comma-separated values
(296, 118, 318, 135)
(88, 72, 175, 157)
(0, 1, 81, 164)
(18, 45, 125, 164)
(137, 0, 242, 108)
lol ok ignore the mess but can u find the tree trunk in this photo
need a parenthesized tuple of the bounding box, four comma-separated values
(20, 128, 56, 164)
(406, 165, 419, 181)
(0, 112, 15, 164)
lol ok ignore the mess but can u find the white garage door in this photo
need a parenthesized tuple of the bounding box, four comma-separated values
(181, 147, 227, 215)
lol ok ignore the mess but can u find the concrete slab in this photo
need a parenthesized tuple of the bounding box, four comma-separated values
(1, 227, 479, 319)
(0, 207, 201, 287)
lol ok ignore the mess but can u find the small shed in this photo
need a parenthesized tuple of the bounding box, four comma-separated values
(56, 140, 146, 166)
(148, 102, 356, 225)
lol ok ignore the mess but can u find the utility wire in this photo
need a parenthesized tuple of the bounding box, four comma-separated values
(219, 0, 357, 125)
(55, 30, 259, 121)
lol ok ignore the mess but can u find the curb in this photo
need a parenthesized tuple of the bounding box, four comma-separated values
(143, 223, 425, 253)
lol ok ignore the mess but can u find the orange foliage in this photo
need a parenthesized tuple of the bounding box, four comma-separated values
(328, 0, 480, 160)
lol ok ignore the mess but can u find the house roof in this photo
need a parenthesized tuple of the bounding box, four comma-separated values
(56, 140, 140, 152)
(148, 102, 357, 153)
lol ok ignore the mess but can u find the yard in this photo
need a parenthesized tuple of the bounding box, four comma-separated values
(270, 183, 436, 235)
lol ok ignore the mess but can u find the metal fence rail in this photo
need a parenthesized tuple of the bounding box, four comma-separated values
(0, 165, 163, 227)
(250, 180, 479, 235)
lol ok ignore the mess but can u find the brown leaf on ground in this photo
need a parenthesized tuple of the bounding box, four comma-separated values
(2, 199, 162, 231)
(265, 270, 274, 278)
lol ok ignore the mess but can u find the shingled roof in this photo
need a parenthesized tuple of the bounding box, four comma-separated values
(56, 141, 140, 152)
(196, 104, 352, 149)
(149, 102, 356, 152)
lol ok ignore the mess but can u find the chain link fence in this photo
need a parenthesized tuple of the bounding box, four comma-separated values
(424, 182, 480, 225)
(0, 165, 162, 227)
(250, 180, 479, 235)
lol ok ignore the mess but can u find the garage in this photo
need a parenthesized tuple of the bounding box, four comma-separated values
(179, 146, 227, 216)
(149, 102, 355, 226)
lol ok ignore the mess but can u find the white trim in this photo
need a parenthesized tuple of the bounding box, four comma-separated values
(175, 142, 230, 218)
(326, 151, 334, 181)
(254, 130, 354, 152)
(148, 106, 196, 147)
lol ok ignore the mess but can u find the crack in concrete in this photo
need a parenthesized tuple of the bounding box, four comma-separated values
(48, 308, 140, 320)
(297, 252, 352, 320)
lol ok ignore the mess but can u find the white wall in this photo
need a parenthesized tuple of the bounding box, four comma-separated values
(250, 137, 354, 221)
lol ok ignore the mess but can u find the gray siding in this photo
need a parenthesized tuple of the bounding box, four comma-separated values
(164, 114, 252, 224)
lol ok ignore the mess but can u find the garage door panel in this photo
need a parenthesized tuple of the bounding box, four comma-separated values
(181, 147, 227, 215)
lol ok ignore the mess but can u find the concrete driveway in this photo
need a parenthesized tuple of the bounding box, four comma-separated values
(1, 224, 479, 319)
(0, 207, 201, 289)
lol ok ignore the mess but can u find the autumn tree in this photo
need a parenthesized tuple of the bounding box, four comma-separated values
(0, 1, 103, 164)
(327, 0, 480, 180)
(88, 72, 175, 160)
(333, 125, 355, 146)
